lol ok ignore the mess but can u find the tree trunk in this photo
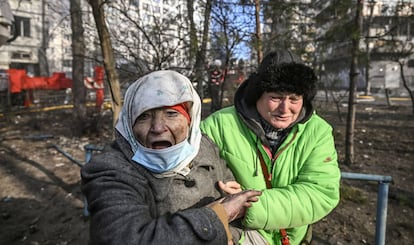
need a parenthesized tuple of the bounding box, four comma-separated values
(187, 0, 197, 64)
(345, 0, 363, 165)
(398, 61, 414, 114)
(364, 39, 371, 95)
(88, 0, 123, 133)
(70, 0, 87, 137)
(39, 0, 49, 77)
(194, 0, 213, 100)
(254, 0, 263, 63)
(364, 2, 375, 96)
(385, 88, 392, 106)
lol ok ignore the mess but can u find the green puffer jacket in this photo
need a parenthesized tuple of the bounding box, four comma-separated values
(201, 106, 340, 245)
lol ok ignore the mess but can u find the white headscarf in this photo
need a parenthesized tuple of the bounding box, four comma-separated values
(115, 70, 202, 176)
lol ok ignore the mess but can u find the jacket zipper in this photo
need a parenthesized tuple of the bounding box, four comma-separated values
(268, 129, 298, 183)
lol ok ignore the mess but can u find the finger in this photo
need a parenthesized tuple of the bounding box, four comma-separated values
(227, 187, 241, 195)
(219, 181, 242, 195)
(243, 202, 252, 208)
(247, 196, 259, 202)
(242, 190, 262, 199)
(226, 181, 241, 190)
(218, 180, 226, 190)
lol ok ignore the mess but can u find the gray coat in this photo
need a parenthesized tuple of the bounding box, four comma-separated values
(81, 132, 234, 245)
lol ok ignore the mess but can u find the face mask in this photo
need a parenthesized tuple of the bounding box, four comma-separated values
(132, 140, 195, 174)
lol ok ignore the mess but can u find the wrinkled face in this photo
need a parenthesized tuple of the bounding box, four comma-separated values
(133, 108, 189, 149)
(256, 92, 303, 129)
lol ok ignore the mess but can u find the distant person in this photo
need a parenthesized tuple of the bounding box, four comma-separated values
(224, 69, 245, 106)
(81, 70, 261, 244)
(202, 50, 341, 245)
(209, 60, 224, 113)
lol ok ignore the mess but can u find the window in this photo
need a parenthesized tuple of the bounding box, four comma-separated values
(63, 59, 72, 67)
(14, 16, 31, 37)
(11, 51, 31, 59)
(143, 3, 149, 11)
(132, 0, 139, 6)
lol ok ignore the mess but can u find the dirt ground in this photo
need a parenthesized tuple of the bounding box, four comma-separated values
(0, 99, 413, 245)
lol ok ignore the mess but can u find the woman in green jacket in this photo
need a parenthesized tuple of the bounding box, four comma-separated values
(201, 50, 341, 245)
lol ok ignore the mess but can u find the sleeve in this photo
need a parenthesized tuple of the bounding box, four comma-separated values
(243, 123, 341, 230)
(200, 114, 224, 151)
(81, 150, 229, 245)
(200, 133, 234, 183)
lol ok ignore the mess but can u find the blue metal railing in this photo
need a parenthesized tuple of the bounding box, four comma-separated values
(341, 172, 393, 245)
(51, 143, 393, 243)
(50, 143, 104, 217)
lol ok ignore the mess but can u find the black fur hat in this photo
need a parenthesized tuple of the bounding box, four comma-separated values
(245, 50, 317, 107)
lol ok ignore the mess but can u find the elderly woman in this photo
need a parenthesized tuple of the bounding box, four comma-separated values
(81, 70, 261, 245)
(201, 50, 341, 245)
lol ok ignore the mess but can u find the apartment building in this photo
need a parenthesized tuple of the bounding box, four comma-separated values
(2, 0, 200, 77)
(316, 0, 414, 93)
(0, 0, 42, 74)
(363, 0, 414, 94)
(0, 0, 13, 47)
(0, 0, 96, 77)
(262, 0, 413, 94)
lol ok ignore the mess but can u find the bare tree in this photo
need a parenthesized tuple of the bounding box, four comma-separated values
(398, 59, 414, 113)
(261, 0, 314, 54)
(88, 0, 122, 130)
(211, 0, 253, 108)
(103, 1, 190, 73)
(193, 0, 213, 99)
(387, 42, 414, 113)
(253, 0, 262, 62)
(70, 0, 87, 137)
(363, 0, 375, 95)
(345, 0, 363, 165)
(187, 0, 197, 64)
(39, 0, 49, 76)
(378, 2, 414, 113)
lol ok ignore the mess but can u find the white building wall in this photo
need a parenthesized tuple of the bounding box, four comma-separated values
(0, 0, 42, 71)
(46, 0, 98, 77)
(1, 0, 202, 76)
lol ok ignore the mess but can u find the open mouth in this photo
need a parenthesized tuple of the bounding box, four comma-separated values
(151, 141, 172, 149)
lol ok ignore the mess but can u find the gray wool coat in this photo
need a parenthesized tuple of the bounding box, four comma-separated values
(81, 132, 234, 245)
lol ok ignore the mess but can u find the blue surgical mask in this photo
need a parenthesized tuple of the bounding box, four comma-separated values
(132, 140, 195, 174)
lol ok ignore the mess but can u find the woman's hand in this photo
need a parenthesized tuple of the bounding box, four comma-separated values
(208, 189, 262, 222)
(220, 189, 262, 222)
(218, 180, 242, 194)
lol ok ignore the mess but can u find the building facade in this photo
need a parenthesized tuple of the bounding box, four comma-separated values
(1, 0, 201, 79)
(0, 0, 42, 74)
(261, 0, 414, 95)
(363, 0, 414, 95)
(316, 0, 414, 94)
